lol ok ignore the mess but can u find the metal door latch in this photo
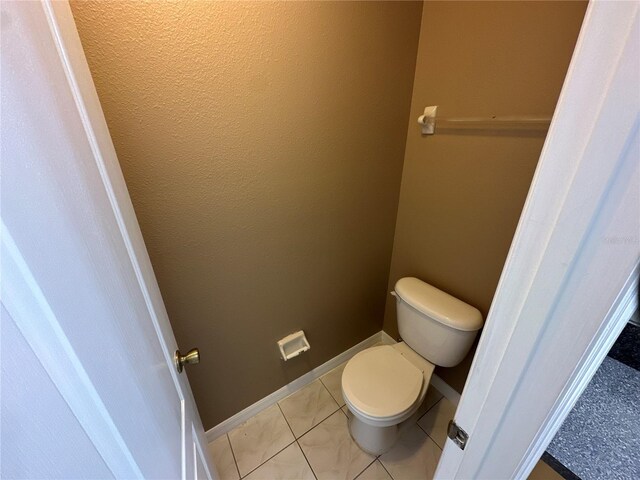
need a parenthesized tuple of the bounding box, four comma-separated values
(447, 420, 469, 450)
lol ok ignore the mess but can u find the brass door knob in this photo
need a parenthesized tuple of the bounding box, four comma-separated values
(175, 348, 200, 373)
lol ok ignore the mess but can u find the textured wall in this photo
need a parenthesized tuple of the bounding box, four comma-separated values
(70, 1, 422, 428)
(383, 1, 587, 392)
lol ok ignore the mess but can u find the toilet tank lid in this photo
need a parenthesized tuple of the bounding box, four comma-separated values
(394, 277, 483, 332)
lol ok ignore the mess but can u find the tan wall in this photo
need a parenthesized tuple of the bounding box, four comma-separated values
(383, 1, 586, 392)
(70, 1, 423, 428)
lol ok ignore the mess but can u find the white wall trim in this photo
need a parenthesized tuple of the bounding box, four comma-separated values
(430, 375, 462, 407)
(380, 330, 397, 345)
(514, 263, 639, 478)
(206, 329, 464, 442)
(205, 331, 384, 441)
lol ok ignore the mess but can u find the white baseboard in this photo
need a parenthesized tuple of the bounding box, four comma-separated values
(380, 329, 397, 345)
(205, 329, 463, 442)
(430, 374, 461, 406)
(205, 331, 384, 442)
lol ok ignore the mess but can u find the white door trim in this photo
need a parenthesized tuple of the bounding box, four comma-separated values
(516, 265, 638, 477)
(435, 0, 640, 478)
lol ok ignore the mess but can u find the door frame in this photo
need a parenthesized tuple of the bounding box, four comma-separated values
(435, 1, 639, 478)
(5, 0, 636, 477)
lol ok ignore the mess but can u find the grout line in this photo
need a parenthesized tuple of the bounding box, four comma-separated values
(295, 405, 342, 439)
(416, 393, 444, 424)
(353, 458, 378, 480)
(299, 408, 344, 439)
(318, 377, 340, 405)
(238, 440, 296, 479)
(318, 375, 330, 386)
(276, 402, 296, 438)
(318, 363, 346, 405)
(234, 403, 298, 479)
(417, 419, 445, 450)
(295, 440, 318, 480)
(417, 421, 444, 452)
(378, 458, 395, 480)
(277, 387, 341, 440)
(317, 378, 343, 416)
(428, 395, 445, 413)
(224, 433, 242, 480)
(415, 397, 448, 449)
(277, 401, 342, 480)
(294, 408, 356, 480)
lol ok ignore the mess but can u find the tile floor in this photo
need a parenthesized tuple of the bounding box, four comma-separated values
(208, 359, 559, 480)
(209, 356, 452, 480)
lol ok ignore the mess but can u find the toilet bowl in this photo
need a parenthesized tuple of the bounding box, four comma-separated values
(342, 342, 434, 454)
(341, 277, 483, 455)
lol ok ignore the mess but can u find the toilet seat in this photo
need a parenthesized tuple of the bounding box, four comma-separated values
(342, 346, 423, 421)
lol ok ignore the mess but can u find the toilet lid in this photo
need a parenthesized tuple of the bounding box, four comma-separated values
(342, 346, 423, 419)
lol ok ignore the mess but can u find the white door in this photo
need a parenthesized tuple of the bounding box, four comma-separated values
(1, 1, 217, 478)
(435, 1, 640, 479)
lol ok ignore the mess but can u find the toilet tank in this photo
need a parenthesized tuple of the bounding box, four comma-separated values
(394, 277, 483, 367)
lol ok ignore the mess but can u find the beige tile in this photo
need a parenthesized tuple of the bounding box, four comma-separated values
(417, 385, 444, 418)
(379, 425, 441, 480)
(355, 460, 392, 480)
(320, 362, 347, 407)
(417, 397, 457, 448)
(207, 434, 239, 480)
(279, 379, 340, 438)
(528, 459, 564, 480)
(299, 410, 375, 480)
(228, 404, 295, 477)
(243, 443, 315, 480)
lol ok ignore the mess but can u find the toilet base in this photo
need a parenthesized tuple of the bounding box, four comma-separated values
(341, 341, 437, 455)
(346, 405, 425, 456)
(347, 413, 399, 455)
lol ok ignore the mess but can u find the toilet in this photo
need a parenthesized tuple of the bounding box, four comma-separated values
(341, 277, 483, 455)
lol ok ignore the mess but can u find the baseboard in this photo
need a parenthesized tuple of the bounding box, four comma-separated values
(205, 329, 463, 442)
(380, 329, 397, 345)
(205, 330, 384, 442)
(430, 374, 461, 406)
